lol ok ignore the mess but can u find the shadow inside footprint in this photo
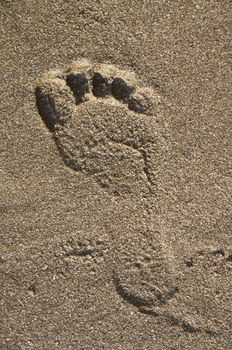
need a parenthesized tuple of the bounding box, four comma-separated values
(92, 73, 110, 97)
(110, 77, 134, 101)
(35, 87, 57, 132)
(66, 73, 89, 103)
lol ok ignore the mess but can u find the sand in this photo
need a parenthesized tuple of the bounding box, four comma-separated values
(1, 1, 231, 349)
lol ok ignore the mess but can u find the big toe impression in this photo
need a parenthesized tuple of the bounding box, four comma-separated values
(36, 73, 74, 132)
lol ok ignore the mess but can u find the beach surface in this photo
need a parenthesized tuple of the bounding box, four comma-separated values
(1, 1, 231, 349)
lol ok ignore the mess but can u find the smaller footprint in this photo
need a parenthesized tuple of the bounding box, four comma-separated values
(35, 59, 165, 196)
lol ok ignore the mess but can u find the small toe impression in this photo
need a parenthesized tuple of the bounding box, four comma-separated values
(128, 97, 146, 113)
(92, 73, 110, 97)
(111, 77, 134, 101)
(66, 73, 89, 103)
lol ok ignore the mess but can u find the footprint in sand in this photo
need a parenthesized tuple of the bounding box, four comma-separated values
(113, 240, 232, 335)
(35, 59, 229, 335)
(35, 59, 165, 196)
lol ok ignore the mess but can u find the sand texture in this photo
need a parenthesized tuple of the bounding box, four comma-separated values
(1, 1, 231, 349)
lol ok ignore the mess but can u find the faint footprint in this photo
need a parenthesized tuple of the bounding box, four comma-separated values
(113, 242, 232, 335)
(35, 59, 165, 196)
